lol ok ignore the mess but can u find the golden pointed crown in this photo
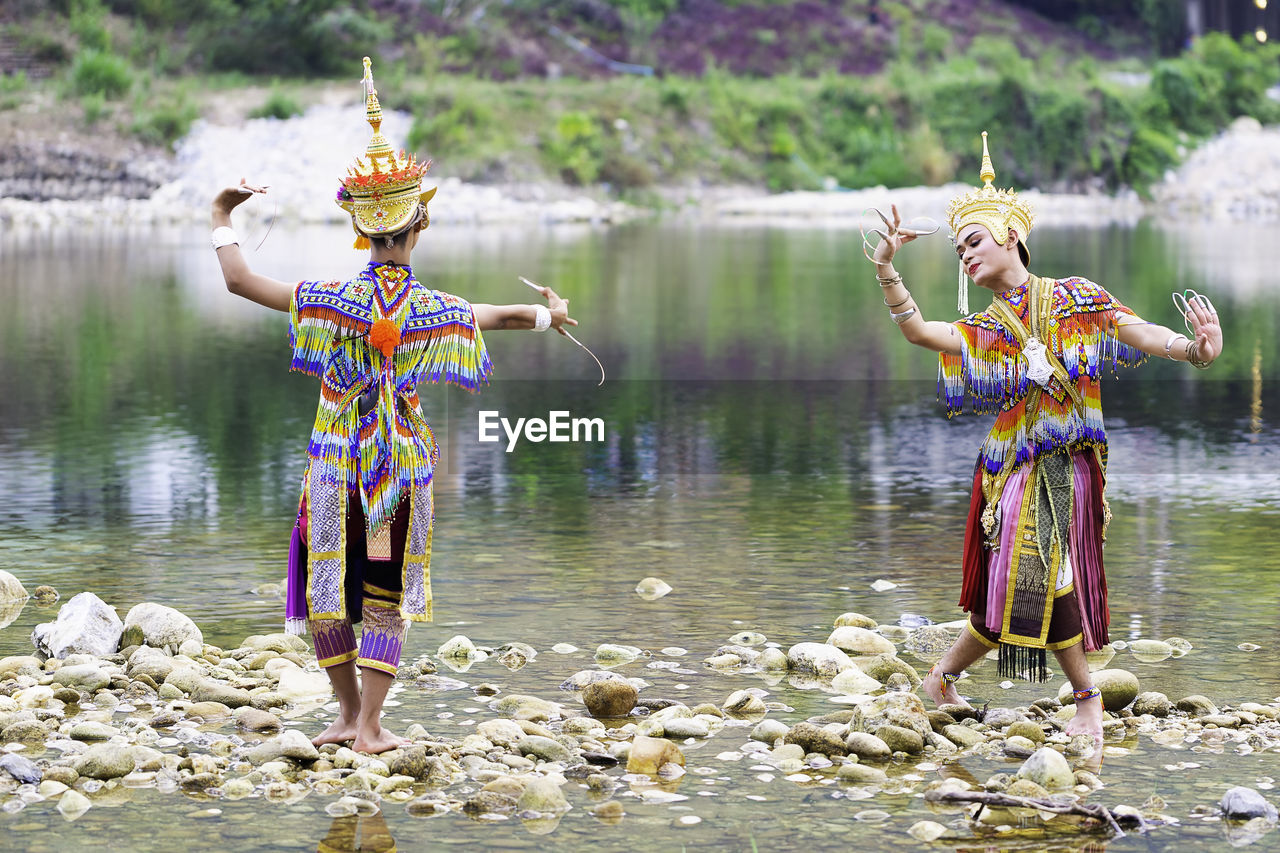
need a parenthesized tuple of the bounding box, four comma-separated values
(335, 57, 435, 247)
(945, 131, 1035, 256)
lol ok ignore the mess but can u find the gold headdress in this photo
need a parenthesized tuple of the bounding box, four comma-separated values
(335, 57, 436, 250)
(945, 131, 1035, 313)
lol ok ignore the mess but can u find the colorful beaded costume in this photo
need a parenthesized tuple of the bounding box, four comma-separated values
(938, 135, 1148, 678)
(284, 58, 492, 641)
(291, 262, 492, 626)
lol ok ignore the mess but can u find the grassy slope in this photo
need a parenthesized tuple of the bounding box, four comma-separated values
(1, 1, 1277, 199)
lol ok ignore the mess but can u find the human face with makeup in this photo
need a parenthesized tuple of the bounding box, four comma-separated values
(954, 223, 1029, 294)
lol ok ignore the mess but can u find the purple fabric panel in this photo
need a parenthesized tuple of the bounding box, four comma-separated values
(359, 629, 401, 669)
(286, 518, 307, 625)
(985, 465, 1030, 634)
(313, 621, 357, 663)
(1069, 453, 1107, 651)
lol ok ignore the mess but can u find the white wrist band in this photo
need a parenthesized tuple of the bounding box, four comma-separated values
(532, 304, 552, 332)
(211, 226, 239, 250)
(891, 307, 917, 325)
(1164, 332, 1183, 359)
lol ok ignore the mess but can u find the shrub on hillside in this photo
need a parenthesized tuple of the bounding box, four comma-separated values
(543, 111, 605, 185)
(249, 89, 303, 121)
(69, 48, 132, 98)
(131, 89, 198, 147)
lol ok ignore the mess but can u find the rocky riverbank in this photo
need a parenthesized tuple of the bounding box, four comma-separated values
(0, 569, 1276, 845)
(3, 104, 1279, 234)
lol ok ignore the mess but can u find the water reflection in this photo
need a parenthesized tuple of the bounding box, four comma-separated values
(316, 812, 396, 853)
(0, 222, 1276, 851)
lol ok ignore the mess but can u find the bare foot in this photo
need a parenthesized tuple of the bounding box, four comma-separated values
(1066, 696, 1104, 743)
(311, 717, 358, 747)
(351, 723, 410, 755)
(923, 666, 972, 709)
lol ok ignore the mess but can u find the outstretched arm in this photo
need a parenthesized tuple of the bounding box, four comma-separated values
(472, 285, 578, 333)
(1116, 294, 1222, 367)
(870, 204, 962, 355)
(211, 180, 294, 313)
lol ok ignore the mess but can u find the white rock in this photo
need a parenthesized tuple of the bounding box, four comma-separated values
(827, 626, 896, 656)
(594, 644, 642, 664)
(437, 635, 475, 659)
(122, 603, 203, 650)
(263, 657, 301, 680)
(907, 820, 948, 841)
(786, 643, 855, 678)
(634, 577, 672, 600)
(30, 592, 123, 659)
(57, 789, 92, 820)
(14, 685, 55, 708)
(0, 570, 28, 602)
(870, 579, 897, 592)
(276, 728, 320, 761)
(1016, 747, 1075, 791)
(276, 669, 332, 701)
(831, 667, 882, 695)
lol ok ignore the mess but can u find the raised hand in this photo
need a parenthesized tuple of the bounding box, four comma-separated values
(212, 178, 268, 215)
(1179, 291, 1223, 364)
(535, 284, 578, 336)
(869, 204, 920, 265)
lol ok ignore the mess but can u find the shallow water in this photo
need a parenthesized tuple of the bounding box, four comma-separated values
(0, 220, 1277, 850)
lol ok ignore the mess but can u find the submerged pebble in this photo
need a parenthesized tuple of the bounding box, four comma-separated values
(634, 577, 673, 601)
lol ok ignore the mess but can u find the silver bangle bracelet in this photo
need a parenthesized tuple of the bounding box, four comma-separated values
(211, 226, 239, 250)
(532, 304, 552, 332)
(890, 307, 917, 325)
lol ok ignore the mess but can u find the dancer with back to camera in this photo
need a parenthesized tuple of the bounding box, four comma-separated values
(210, 59, 577, 753)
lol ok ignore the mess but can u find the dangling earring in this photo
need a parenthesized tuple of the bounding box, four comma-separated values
(957, 259, 969, 315)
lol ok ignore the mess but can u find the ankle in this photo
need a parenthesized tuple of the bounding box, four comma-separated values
(1071, 685, 1102, 705)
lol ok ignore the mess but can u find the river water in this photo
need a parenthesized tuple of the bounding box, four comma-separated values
(0, 219, 1277, 850)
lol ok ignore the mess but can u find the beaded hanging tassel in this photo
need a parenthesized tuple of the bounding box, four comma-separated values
(957, 260, 969, 315)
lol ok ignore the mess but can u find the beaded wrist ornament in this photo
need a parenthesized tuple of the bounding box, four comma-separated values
(1072, 686, 1101, 702)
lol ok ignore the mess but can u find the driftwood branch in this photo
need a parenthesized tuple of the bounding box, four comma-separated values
(925, 789, 1147, 839)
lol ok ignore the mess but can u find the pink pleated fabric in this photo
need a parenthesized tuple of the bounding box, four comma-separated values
(983, 451, 1109, 651)
(1069, 451, 1108, 651)
(984, 465, 1029, 635)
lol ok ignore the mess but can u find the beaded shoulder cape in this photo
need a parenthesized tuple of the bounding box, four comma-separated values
(938, 276, 1147, 481)
(287, 262, 492, 623)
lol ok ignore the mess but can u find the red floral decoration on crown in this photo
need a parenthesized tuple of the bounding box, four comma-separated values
(369, 318, 401, 359)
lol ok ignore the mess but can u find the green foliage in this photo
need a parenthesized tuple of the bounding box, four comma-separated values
(131, 87, 198, 146)
(1150, 34, 1280, 135)
(408, 89, 499, 160)
(69, 48, 132, 98)
(248, 88, 303, 120)
(81, 90, 107, 125)
(1118, 125, 1180, 189)
(918, 23, 954, 65)
(1150, 59, 1222, 135)
(601, 0, 679, 24)
(1193, 33, 1280, 122)
(191, 1, 391, 76)
(70, 0, 111, 51)
(0, 71, 27, 110)
(543, 111, 605, 185)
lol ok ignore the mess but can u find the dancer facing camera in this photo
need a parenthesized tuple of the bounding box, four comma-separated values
(210, 59, 577, 754)
(868, 132, 1223, 743)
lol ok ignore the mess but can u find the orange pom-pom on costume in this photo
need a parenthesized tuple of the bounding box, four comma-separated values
(368, 318, 401, 359)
